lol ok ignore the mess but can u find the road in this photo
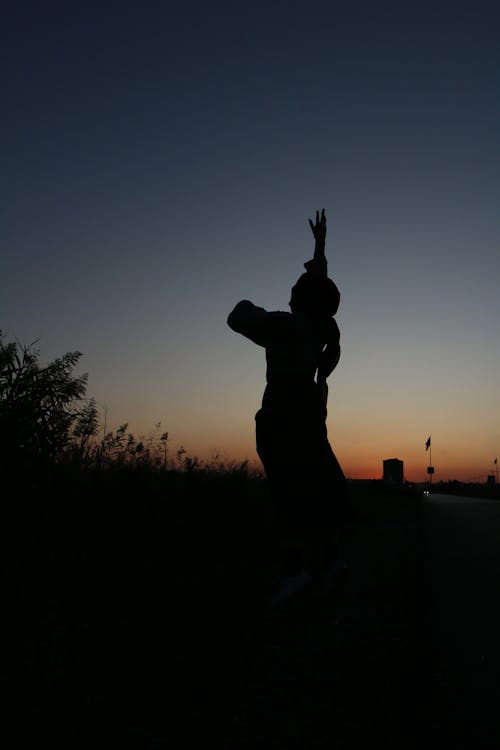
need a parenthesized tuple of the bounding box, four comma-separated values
(421, 493, 500, 746)
(16, 489, 500, 747)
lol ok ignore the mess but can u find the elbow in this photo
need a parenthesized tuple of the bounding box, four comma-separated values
(227, 300, 254, 331)
(227, 312, 237, 331)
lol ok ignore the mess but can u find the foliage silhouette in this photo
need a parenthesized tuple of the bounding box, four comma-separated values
(0, 330, 97, 480)
(0, 330, 260, 498)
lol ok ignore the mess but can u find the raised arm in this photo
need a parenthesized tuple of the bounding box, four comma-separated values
(304, 208, 328, 277)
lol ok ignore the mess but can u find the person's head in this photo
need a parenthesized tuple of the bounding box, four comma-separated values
(289, 273, 340, 317)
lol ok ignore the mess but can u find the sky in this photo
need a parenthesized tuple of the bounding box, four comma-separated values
(2, 0, 499, 482)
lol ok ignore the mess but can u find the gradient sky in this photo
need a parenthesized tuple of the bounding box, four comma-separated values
(2, 1, 499, 481)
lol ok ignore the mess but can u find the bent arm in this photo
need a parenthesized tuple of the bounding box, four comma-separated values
(317, 341, 340, 411)
(317, 319, 341, 381)
(227, 300, 270, 347)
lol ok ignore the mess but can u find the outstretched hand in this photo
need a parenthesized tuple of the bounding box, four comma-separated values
(308, 208, 326, 248)
(305, 208, 327, 275)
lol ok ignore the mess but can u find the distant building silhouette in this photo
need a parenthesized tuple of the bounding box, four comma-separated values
(383, 458, 404, 484)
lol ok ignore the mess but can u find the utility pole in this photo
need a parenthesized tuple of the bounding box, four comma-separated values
(426, 435, 434, 490)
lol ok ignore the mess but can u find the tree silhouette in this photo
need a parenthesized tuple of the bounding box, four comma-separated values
(0, 331, 98, 479)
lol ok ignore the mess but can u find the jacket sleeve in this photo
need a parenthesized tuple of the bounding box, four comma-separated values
(227, 300, 273, 347)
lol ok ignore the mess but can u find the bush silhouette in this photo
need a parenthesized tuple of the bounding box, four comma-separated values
(0, 330, 98, 482)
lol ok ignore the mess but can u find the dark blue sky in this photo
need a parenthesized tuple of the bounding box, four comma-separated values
(2, 1, 499, 479)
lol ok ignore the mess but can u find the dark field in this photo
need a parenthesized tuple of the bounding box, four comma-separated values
(9, 473, 431, 747)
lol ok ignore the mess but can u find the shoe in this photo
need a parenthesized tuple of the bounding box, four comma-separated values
(320, 559, 350, 597)
(270, 569, 312, 607)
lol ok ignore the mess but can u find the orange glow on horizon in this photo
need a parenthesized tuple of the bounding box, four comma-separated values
(182, 440, 496, 485)
(125, 405, 498, 486)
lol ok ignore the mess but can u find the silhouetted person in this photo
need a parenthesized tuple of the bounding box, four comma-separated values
(227, 209, 352, 605)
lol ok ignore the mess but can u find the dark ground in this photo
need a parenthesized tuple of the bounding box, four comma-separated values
(8, 477, 494, 748)
(420, 493, 500, 749)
